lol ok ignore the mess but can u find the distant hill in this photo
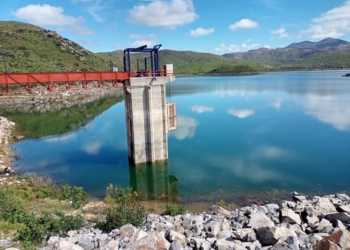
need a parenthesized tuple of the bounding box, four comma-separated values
(1, 21, 350, 74)
(223, 38, 350, 69)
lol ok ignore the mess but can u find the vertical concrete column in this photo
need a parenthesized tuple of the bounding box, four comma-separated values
(124, 76, 175, 164)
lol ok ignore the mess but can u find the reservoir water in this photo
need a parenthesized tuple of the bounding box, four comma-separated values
(10, 70, 350, 208)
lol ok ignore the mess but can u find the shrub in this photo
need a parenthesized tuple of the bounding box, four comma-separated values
(58, 184, 88, 209)
(98, 185, 146, 231)
(162, 203, 187, 216)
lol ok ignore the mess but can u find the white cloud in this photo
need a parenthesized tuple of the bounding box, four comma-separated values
(12, 4, 93, 35)
(129, 34, 157, 48)
(191, 105, 214, 113)
(87, 0, 105, 22)
(298, 94, 350, 132)
(229, 18, 258, 31)
(171, 116, 199, 140)
(303, 0, 350, 39)
(215, 43, 261, 53)
(190, 27, 214, 37)
(228, 108, 255, 119)
(83, 141, 102, 154)
(128, 0, 198, 29)
(270, 27, 290, 39)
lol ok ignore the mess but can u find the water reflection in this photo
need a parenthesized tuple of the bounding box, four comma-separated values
(191, 105, 214, 113)
(297, 94, 350, 132)
(171, 116, 199, 140)
(228, 108, 255, 119)
(129, 161, 178, 203)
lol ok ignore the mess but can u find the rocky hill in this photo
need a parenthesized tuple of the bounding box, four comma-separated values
(223, 38, 350, 69)
(0, 21, 110, 73)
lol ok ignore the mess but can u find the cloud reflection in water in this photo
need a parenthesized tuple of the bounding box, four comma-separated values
(171, 116, 199, 140)
(191, 105, 214, 113)
(299, 94, 350, 132)
(228, 108, 255, 119)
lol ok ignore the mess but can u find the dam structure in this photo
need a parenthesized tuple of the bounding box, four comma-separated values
(123, 45, 176, 164)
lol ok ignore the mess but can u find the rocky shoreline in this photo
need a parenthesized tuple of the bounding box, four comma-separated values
(39, 192, 350, 250)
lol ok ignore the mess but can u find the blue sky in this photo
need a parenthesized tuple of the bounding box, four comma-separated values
(1, 0, 350, 54)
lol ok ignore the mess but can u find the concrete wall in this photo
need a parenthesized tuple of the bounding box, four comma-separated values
(124, 75, 175, 164)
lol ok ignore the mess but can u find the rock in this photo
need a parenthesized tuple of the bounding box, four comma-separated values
(304, 205, 319, 229)
(215, 239, 237, 250)
(169, 242, 184, 250)
(120, 224, 136, 237)
(265, 203, 280, 213)
(313, 230, 350, 250)
(204, 221, 221, 237)
(248, 212, 274, 230)
(313, 198, 337, 216)
(313, 240, 341, 250)
(338, 205, 350, 213)
(100, 239, 120, 250)
(335, 220, 347, 230)
(124, 231, 170, 250)
(216, 229, 232, 240)
(57, 241, 84, 250)
(280, 208, 301, 225)
(210, 205, 230, 217)
(335, 193, 350, 201)
(233, 228, 257, 242)
(325, 212, 350, 224)
(256, 226, 297, 246)
(166, 230, 186, 245)
(316, 218, 333, 234)
(129, 229, 148, 243)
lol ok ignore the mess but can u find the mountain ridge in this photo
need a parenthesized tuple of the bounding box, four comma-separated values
(1, 21, 350, 74)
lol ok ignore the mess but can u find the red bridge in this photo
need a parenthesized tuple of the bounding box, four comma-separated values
(0, 70, 171, 93)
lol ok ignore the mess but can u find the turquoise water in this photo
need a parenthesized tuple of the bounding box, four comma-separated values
(12, 70, 350, 206)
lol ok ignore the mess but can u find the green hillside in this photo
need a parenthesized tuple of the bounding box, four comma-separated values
(0, 21, 111, 73)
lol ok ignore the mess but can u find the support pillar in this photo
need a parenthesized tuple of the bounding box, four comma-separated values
(124, 75, 175, 164)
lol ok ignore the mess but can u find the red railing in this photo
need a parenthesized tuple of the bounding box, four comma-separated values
(0, 70, 175, 93)
(0, 71, 130, 93)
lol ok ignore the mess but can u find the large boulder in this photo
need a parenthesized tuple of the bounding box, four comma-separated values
(124, 231, 170, 250)
(313, 230, 350, 250)
(280, 208, 301, 225)
(248, 212, 274, 230)
(256, 226, 297, 246)
(313, 198, 337, 216)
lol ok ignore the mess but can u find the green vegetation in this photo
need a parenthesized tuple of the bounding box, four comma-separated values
(0, 174, 87, 248)
(0, 21, 110, 73)
(207, 64, 257, 75)
(98, 184, 147, 231)
(161, 203, 187, 216)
